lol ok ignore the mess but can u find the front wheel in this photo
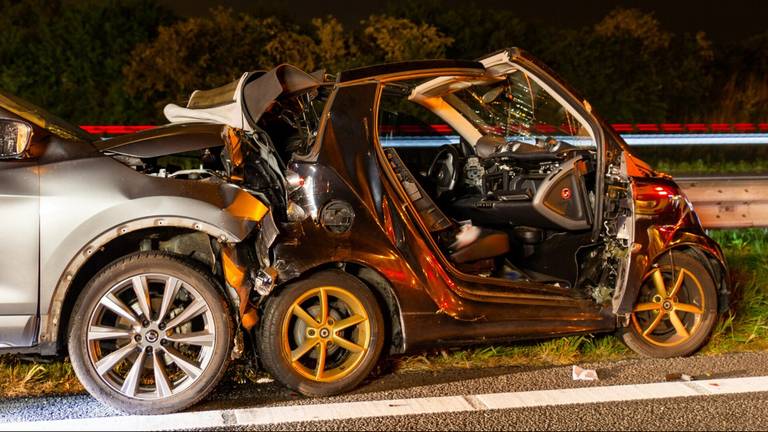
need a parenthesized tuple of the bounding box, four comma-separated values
(258, 270, 385, 397)
(622, 252, 718, 358)
(68, 252, 234, 414)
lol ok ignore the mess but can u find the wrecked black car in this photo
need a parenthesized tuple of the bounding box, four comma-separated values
(3, 48, 729, 414)
(139, 47, 727, 406)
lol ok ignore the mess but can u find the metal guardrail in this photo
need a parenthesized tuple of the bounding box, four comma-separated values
(379, 134, 768, 147)
(678, 176, 768, 229)
(623, 134, 768, 147)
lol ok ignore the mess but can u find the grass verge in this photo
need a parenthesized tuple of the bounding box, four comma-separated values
(0, 357, 82, 398)
(1, 229, 767, 398)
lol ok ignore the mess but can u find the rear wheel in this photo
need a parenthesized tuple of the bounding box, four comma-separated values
(68, 252, 233, 414)
(258, 270, 385, 396)
(622, 252, 718, 358)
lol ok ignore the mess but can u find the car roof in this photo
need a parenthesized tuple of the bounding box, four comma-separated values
(337, 59, 486, 83)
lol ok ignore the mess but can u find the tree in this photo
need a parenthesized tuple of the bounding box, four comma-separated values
(311, 16, 361, 73)
(528, 8, 714, 123)
(708, 31, 768, 122)
(385, 0, 529, 60)
(0, 0, 172, 123)
(594, 8, 671, 52)
(123, 8, 294, 115)
(0, 2, 750, 124)
(361, 15, 453, 62)
(124, 10, 453, 118)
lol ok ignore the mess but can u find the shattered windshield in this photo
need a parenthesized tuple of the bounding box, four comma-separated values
(444, 70, 594, 148)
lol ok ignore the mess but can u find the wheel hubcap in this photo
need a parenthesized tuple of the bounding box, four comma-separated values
(86, 273, 216, 400)
(145, 330, 159, 343)
(631, 266, 705, 347)
(281, 286, 371, 383)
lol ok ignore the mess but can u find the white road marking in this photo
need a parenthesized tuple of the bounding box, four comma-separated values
(4, 375, 768, 431)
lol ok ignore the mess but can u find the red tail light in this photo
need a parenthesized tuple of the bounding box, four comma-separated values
(635, 183, 680, 215)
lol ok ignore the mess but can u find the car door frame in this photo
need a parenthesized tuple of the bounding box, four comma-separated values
(368, 53, 615, 332)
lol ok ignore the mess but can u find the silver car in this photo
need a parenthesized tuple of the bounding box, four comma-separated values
(0, 90, 275, 414)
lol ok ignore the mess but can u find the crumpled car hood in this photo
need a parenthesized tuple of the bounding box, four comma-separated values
(95, 122, 226, 158)
(164, 64, 324, 131)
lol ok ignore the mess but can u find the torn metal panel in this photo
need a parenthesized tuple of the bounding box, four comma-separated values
(164, 64, 324, 131)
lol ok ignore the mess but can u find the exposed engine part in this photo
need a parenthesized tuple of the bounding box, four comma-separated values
(159, 232, 216, 270)
(286, 200, 308, 222)
(231, 330, 245, 360)
(538, 161, 560, 175)
(167, 169, 215, 180)
(240, 127, 288, 216)
(463, 156, 484, 188)
(589, 230, 630, 304)
(252, 267, 278, 296)
(615, 214, 631, 244)
(606, 163, 623, 183)
(590, 284, 614, 304)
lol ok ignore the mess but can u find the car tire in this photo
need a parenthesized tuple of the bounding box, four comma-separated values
(622, 252, 718, 358)
(68, 251, 233, 414)
(258, 270, 385, 397)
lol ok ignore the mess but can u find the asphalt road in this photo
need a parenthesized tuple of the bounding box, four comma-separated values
(3, 351, 768, 430)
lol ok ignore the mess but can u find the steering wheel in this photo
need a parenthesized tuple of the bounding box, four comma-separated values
(427, 145, 462, 198)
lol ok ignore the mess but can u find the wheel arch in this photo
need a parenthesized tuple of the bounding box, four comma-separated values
(618, 242, 729, 323)
(663, 244, 730, 314)
(40, 220, 239, 356)
(266, 262, 406, 355)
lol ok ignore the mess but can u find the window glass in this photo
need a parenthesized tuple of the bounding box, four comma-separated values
(444, 70, 594, 148)
(378, 85, 458, 148)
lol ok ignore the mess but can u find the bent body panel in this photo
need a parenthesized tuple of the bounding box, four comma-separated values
(615, 175, 729, 315)
(32, 135, 265, 352)
(0, 157, 39, 317)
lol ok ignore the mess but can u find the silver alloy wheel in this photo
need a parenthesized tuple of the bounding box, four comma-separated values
(86, 273, 217, 400)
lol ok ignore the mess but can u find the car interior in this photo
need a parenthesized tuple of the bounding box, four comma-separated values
(377, 69, 601, 289)
(139, 67, 602, 291)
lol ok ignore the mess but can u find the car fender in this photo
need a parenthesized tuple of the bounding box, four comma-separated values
(614, 223, 729, 316)
(38, 177, 268, 353)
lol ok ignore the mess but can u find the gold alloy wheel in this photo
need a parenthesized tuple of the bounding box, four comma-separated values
(631, 265, 705, 347)
(281, 286, 371, 383)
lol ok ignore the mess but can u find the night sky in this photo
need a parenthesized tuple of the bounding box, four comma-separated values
(159, 0, 768, 43)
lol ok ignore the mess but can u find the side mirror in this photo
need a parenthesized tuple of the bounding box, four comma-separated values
(0, 119, 33, 159)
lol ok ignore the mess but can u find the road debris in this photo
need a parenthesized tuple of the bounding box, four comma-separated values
(665, 373, 694, 382)
(572, 365, 599, 381)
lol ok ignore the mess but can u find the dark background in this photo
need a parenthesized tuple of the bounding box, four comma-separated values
(3, 0, 767, 126)
(160, 0, 766, 44)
